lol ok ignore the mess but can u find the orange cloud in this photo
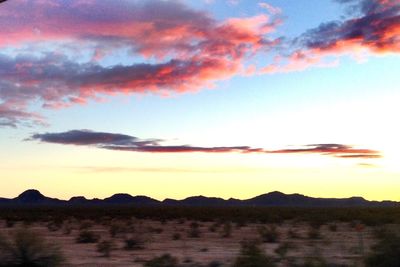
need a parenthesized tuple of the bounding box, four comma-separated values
(0, 0, 280, 127)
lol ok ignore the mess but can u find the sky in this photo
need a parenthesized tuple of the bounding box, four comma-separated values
(0, 0, 399, 201)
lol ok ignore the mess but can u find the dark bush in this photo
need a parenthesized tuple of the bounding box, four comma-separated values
(76, 230, 99, 243)
(124, 237, 144, 250)
(232, 241, 275, 267)
(307, 228, 322, 239)
(46, 220, 63, 232)
(5, 219, 15, 228)
(148, 226, 163, 234)
(172, 233, 181, 240)
(259, 225, 279, 243)
(221, 222, 232, 238)
(208, 261, 222, 267)
(97, 240, 114, 257)
(144, 253, 178, 267)
(299, 256, 329, 267)
(78, 220, 93, 230)
(365, 230, 400, 267)
(287, 228, 301, 239)
(0, 228, 64, 267)
(275, 242, 293, 260)
(109, 221, 128, 237)
(188, 222, 201, 238)
(328, 223, 337, 232)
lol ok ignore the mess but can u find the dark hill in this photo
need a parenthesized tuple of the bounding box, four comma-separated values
(0, 189, 397, 207)
(103, 194, 159, 205)
(243, 191, 370, 207)
(14, 189, 62, 204)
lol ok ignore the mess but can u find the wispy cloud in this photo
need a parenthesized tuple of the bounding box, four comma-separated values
(258, 2, 282, 15)
(29, 130, 382, 159)
(270, 144, 381, 159)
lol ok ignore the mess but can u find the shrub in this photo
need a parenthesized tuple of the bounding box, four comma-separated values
(233, 241, 275, 267)
(208, 224, 217, 232)
(365, 230, 400, 267)
(221, 222, 232, 238)
(144, 253, 178, 267)
(235, 219, 247, 228)
(172, 233, 181, 240)
(0, 228, 64, 267)
(148, 226, 163, 234)
(307, 227, 321, 240)
(208, 261, 222, 267)
(109, 221, 128, 237)
(328, 223, 337, 232)
(5, 219, 15, 228)
(275, 242, 293, 260)
(62, 223, 73, 235)
(76, 230, 99, 243)
(188, 222, 201, 238)
(300, 256, 329, 267)
(97, 240, 114, 257)
(287, 228, 301, 239)
(47, 220, 63, 232)
(124, 236, 144, 250)
(79, 220, 93, 230)
(258, 225, 279, 243)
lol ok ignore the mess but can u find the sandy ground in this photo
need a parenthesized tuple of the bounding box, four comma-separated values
(0, 219, 386, 266)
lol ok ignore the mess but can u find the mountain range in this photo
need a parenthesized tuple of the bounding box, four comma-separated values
(0, 189, 398, 207)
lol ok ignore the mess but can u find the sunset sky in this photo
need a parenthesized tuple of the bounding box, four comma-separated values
(0, 0, 399, 201)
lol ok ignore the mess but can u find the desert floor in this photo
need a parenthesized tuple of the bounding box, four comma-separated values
(1, 217, 393, 267)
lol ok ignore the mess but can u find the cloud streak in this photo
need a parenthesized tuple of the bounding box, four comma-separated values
(29, 130, 381, 159)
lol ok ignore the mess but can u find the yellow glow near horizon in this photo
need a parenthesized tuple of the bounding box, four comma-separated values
(1, 144, 399, 201)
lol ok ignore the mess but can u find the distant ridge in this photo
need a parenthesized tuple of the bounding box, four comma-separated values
(13, 189, 63, 204)
(0, 189, 398, 207)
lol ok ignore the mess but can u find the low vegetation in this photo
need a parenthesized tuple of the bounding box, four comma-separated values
(76, 229, 99, 243)
(144, 253, 178, 267)
(232, 241, 275, 267)
(365, 228, 400, 267)
(258, 225, 279, 243)
(97, 240, 114, 257)
(0, 206, 399, 265)
(0, 227, 64, 267)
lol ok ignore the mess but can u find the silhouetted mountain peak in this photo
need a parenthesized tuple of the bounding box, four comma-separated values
(103, 193, 158, 205)
(15, 189, 46, 202)
(104, 193, 134, 203)
(267, 191, 285, 196)
(184, 195, 222, 201)
(69, 196, 88, 203)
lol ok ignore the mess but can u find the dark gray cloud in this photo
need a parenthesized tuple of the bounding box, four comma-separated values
(29, 130, 381, 159)
(295, 0, 400, 53)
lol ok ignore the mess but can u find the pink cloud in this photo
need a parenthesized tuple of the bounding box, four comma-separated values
(0, 0, 280, 127)
(261, 0, 399, 74)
